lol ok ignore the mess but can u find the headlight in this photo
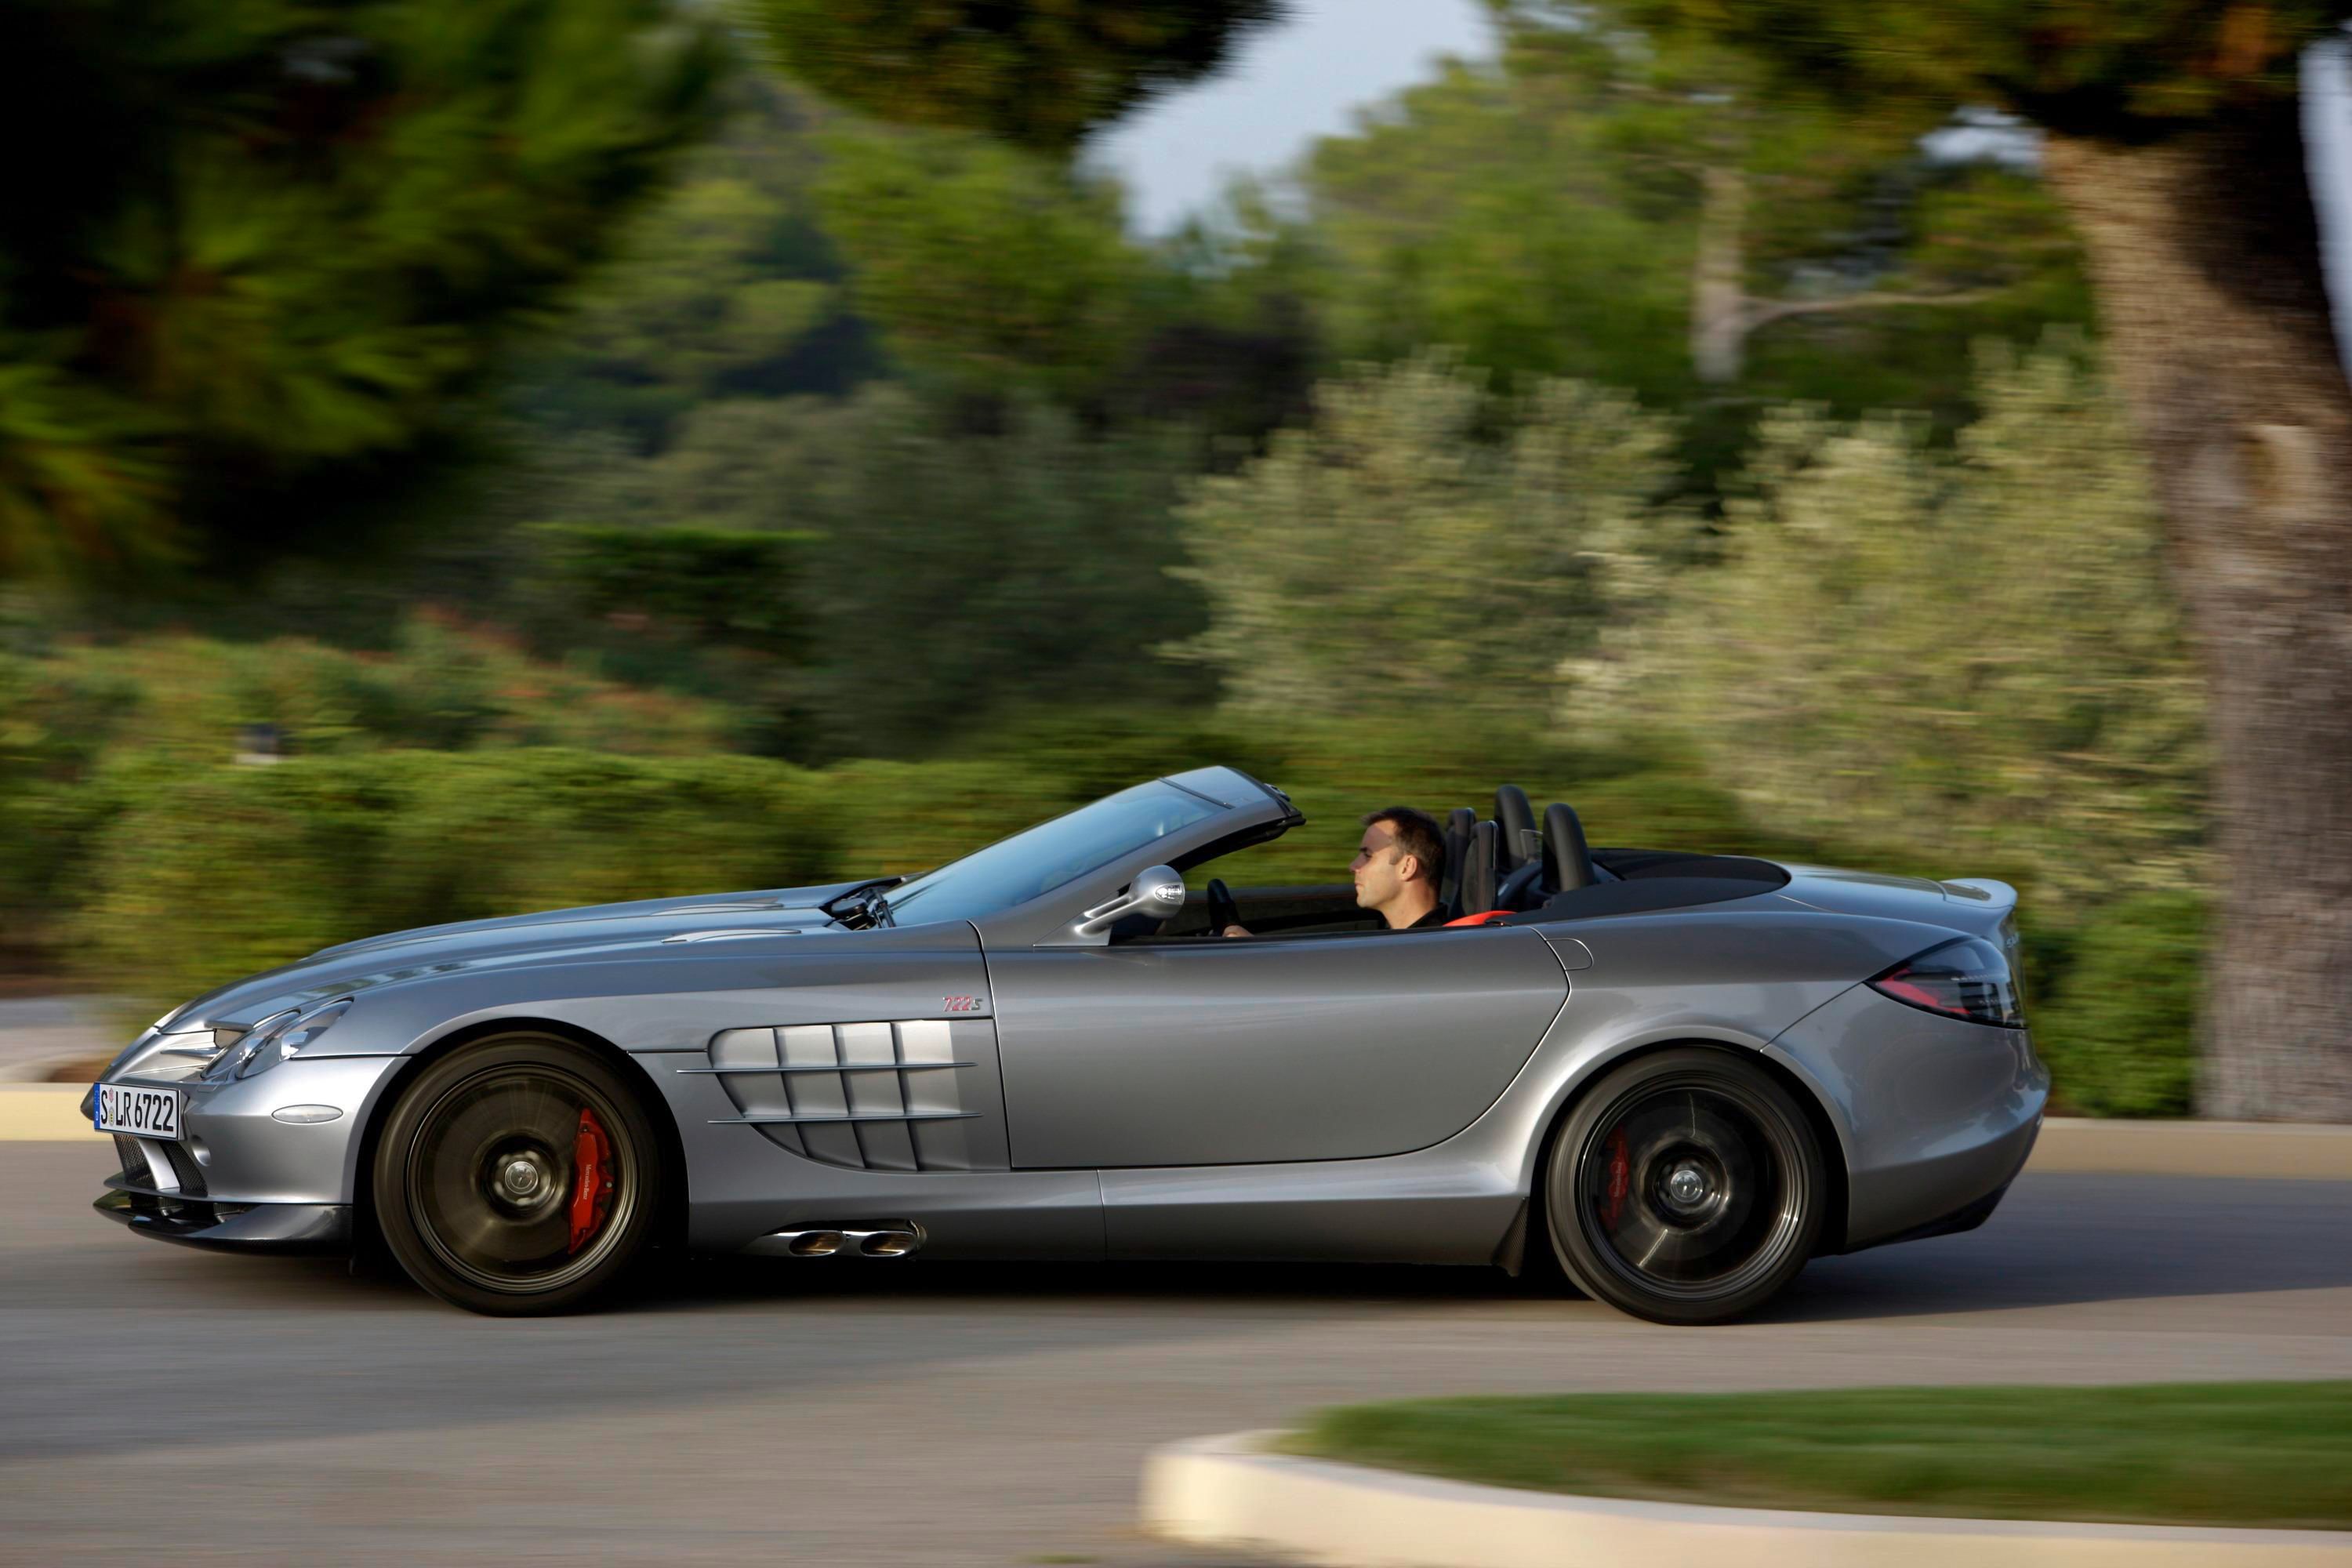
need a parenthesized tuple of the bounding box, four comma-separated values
(212, 1000, 354, 1080)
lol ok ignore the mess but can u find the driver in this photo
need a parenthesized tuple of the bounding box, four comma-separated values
(1221, 806, 1448, 937)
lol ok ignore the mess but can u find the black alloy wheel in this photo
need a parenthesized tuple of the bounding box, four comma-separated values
(373, 1034, 663, 1316)
(1544, 1047, 1824, 1325)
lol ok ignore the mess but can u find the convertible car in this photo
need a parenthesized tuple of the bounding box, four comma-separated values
(86, 768, 2045, 1323)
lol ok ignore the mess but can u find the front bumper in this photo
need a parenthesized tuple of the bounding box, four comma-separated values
(84, 1052, 404, 1254)
(93, 1188, 351, 1251)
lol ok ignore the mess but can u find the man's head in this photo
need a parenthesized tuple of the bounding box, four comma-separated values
(1352, 806, 1445, 925)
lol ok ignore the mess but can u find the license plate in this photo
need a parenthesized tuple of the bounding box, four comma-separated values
(94, 1083, 182, 1140)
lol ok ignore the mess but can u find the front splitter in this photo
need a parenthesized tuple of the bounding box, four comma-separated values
(94, 1189, 351, 1253)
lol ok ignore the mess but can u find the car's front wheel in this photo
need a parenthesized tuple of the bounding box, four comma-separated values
(372, 1034, 662, 1316)
(1544, 1047, 1824, 1325)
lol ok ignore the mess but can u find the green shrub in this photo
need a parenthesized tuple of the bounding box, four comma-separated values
(2032, 891, 2205, 1117)
(0, 652, 150, 952)
(527, 524, 808, 659)
(1580, 343, 2207, 913)
(1171, 352, 1684, 729)
(0, 616, 751, 772)
(2, 622, 765, 967)
(67, 751, 839, 1011)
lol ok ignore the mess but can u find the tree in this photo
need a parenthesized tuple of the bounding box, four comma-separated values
(514, 387, 1209, 757)
(0, 0, 724, 573)
(1171, 352, 1682, 724)
(508, 77, 874, 451)
(1609, 1, 2352, 1116)
(1239, 7, 2086, 477)
(812, 125, 1148, 399)
(788, 388, 1208, 751)
(757, 0, 1285, 154)
(1579, 340, 2205, 909)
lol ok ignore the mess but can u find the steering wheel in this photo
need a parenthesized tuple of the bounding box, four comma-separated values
(1207, 877, 1241, 935)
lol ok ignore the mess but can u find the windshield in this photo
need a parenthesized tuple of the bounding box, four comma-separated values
(880, 782, 1225, 927)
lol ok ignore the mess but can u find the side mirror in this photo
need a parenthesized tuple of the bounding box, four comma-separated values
(1073, 865, 1186, 938)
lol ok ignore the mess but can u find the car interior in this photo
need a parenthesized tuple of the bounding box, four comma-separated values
(1115, 784, 1792, 943)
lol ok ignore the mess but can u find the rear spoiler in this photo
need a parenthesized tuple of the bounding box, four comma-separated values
(1938, 878, 2020, 935)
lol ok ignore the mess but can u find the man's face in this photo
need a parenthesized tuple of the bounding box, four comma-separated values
(1351, 821, 1411, 910)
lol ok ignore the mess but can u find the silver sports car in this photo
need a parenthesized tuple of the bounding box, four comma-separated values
(87, 768, 2045, 1323)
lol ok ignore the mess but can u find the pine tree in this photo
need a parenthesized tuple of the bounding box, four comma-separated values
(0, 0, 724, 573)
(757, 0, 1284, 154)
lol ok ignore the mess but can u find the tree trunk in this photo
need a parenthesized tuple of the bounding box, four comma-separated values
(2042, 106, 2352, 1120)
(1690, 164, 1749, 383)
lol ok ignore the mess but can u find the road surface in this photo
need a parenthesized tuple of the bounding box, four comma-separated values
(3, 1140, 2347, 1564)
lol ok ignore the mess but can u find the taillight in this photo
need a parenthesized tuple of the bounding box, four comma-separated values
(1868, 937, 2025, 1029)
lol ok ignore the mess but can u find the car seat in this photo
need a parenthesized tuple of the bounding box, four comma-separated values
(1457, 819, 1500, 917)
(1543, 801, 1594, 893)
(1439, 807, 1476, 920)
(1495, 785, 1537, 873)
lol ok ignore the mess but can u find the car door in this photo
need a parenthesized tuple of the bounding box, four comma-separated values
(985, 926, 1570, 1168)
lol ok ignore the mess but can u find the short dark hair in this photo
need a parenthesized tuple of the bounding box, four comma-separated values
(1361, 805, 1445, 886)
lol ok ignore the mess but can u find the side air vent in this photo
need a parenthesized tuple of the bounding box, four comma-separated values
(691, 1018, 1009, 1172)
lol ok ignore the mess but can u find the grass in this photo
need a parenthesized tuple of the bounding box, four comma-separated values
(1284, 1382, 2352, 1530)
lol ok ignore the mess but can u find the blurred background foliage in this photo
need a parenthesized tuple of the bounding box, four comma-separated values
(0, 0, 727, 575)
(0, 2, 2205, 1111)
(1242, 9, 2092, 480)
(1171, 353, 1684, 718)
(1579, 339, 2206, 913)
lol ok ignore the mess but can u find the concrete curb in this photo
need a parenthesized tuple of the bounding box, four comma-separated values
(1141, 1430, 2352, 1567)
(0, 1083, 99, 1141)
(2031, 1116, 2352, 1179)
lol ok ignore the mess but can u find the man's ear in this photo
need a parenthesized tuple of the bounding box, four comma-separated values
(1397, 851, 1423, 885)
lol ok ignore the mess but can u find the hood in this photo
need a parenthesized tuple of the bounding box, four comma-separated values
(165, 879, 882, 1030)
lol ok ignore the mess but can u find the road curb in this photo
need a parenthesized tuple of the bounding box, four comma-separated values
(0, 1083, 98, 1141)
(1141, 1430, 2352, 1567)
(2031, 1116, 2352, 1179)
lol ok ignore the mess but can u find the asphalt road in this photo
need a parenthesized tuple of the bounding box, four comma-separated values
(4, 1142, 2350, 1566)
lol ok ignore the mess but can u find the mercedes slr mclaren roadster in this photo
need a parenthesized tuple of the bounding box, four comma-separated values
(87, 768, 2046, 1323)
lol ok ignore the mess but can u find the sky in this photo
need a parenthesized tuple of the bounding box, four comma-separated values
(1091, 0, 1494, 234)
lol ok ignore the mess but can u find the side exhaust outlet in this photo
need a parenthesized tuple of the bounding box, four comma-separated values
(750, 1222, 923, 1258)
(779, 1229, 843, 1257)
(849, 1227, 918, 1258)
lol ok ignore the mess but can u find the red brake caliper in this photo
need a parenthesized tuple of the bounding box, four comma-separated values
(1599, 1130, 1631, 1229)
(568, 1107, 615, 1255)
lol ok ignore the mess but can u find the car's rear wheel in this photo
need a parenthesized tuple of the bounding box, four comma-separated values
(1543, 1047, 1824, 1325)
(372, 1034, 662, 1316)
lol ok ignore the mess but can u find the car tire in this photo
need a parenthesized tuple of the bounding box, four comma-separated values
(1543, 1047, 1824, 1325)
(372, 1033, 663, 1316)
